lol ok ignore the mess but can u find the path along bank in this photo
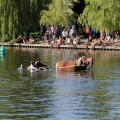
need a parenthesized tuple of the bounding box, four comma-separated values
(1, 41, 120, 51)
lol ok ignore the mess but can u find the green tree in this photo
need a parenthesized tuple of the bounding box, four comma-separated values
(30, 0, 49, 32)
(78, 0, 120, 34)
(40, 0, 78, 26)
(0, 0, 31, 38)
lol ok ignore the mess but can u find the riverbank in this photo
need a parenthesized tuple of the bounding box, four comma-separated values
(1, 39, 120, 50)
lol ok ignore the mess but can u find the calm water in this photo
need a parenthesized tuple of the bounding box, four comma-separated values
(0, 47, 120, 120)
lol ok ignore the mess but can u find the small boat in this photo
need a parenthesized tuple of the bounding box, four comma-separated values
(56, 56, 93, 72)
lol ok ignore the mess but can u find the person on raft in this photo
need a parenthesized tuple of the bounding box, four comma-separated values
(35, 59, 49, 70)
(76, 56, 93, 68)
(27, 61, 38, 71)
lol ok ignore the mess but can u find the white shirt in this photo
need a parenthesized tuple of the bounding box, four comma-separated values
(27, 64, 38, 71)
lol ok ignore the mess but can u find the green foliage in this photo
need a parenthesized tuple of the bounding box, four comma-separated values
(0, 0, 44, 39)
(78, 0, 120, 34)
(0, 0, 83, 39)
(0, 0, 119, 39)
(0, 0, 31, 38)
(40, 0, 78, 26)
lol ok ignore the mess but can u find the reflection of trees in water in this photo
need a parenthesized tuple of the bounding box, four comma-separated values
(15, 47, 39, 60)
(0, 52, 5, 62)
(56, 69, 113, 119)
(83, 82, 113, 119)
(42, 49, 52, 56)
(95, 51, 120, 60)
(0, 71, 53, 118)
(53, 49, 95, 61)
(71, 49, 96, 60)
(56, 70, 94, 79)
(1, 48, 119, 119)
(94, 51, 120, 78)
(14, 48, 97, 64)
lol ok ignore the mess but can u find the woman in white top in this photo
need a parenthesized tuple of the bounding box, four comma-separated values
(27, 61, 38, 71)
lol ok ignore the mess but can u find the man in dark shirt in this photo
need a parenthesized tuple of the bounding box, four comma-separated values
(35, 59, 49, 70)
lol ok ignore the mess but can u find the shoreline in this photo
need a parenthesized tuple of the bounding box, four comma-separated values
(0, 42, 120, 50)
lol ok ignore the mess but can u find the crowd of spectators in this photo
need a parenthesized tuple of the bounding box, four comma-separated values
(83, 28, 120, 49)
(40, 25, 120, 49)
(40, 25, 80, 47)
(16, 33, 35, 44)
(16, 25, 120, 49)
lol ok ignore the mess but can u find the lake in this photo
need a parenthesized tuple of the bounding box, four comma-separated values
(0, 47, 120, 120)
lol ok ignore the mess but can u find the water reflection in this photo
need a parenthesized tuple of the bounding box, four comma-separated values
(0, 52, 5, 62)
(0, 48, 120, 119)
(56, 70, 94, 80)
(83, 81, 113, 119)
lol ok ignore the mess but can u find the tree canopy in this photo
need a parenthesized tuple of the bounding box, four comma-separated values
(0, 0, 119, 39)
(40, 0, 79, 26)
(0, 0, 31, 38)
(0, 0, 49, 38)
(78, 0, 120, 34)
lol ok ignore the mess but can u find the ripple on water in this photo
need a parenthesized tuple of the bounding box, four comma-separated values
(0, 49, 120, 119)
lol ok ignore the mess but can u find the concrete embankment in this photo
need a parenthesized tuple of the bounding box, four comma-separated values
(0, 42, 120, 50)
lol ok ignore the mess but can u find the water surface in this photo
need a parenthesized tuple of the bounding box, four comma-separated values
(0, 48, 120, 120)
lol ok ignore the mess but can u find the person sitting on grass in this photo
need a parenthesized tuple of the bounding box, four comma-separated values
(16, 34, 23, 43)
(29, 36, 35, 44)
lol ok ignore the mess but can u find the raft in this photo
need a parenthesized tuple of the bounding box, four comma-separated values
(56, 60, 87, 72)
(56, 56, 93, 72)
